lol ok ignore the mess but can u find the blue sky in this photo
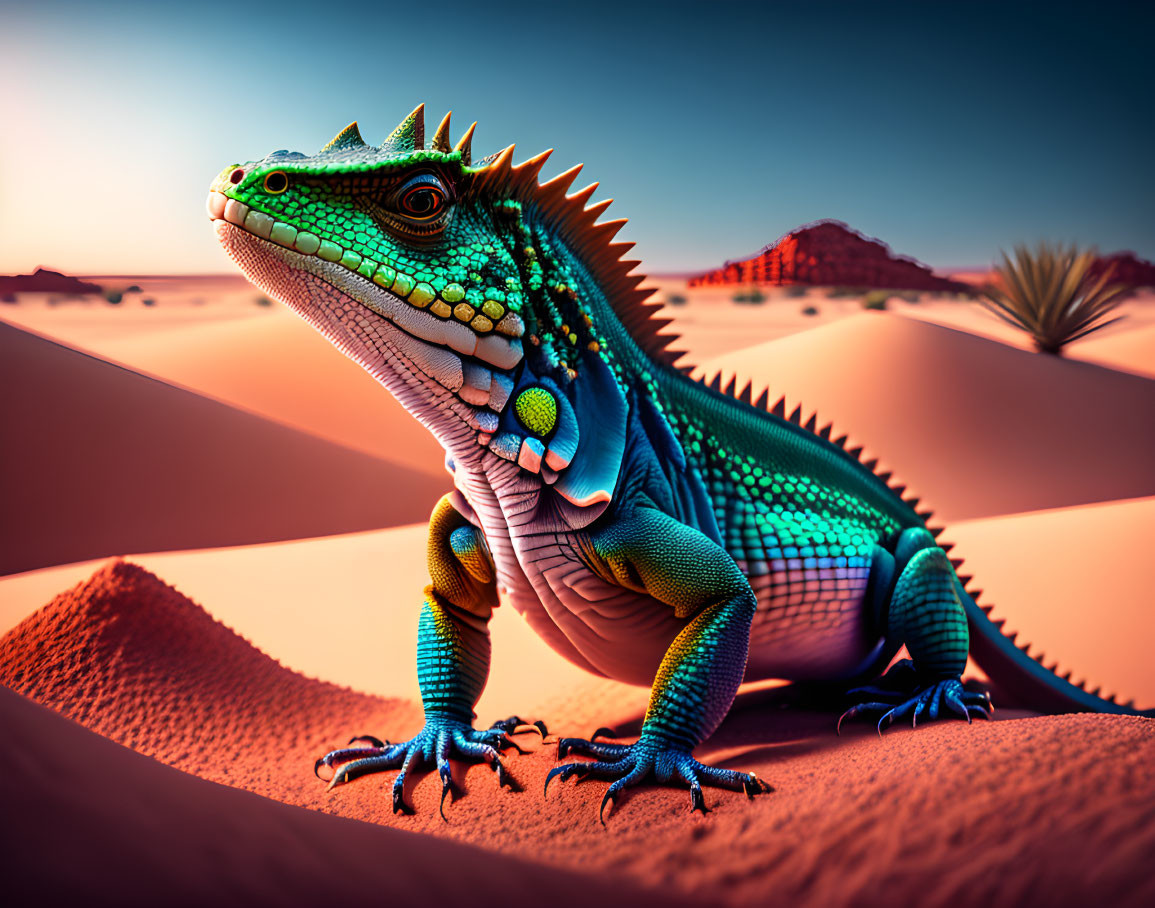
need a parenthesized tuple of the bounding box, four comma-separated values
(1, 0, 1151, 274)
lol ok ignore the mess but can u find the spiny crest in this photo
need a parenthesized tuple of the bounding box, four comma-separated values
(470, 134, 684, 368)
(697, 369, 937, 522)
(312, 106, 682, 364)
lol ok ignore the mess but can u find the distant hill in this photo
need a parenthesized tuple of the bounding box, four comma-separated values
(1088, 252, 1155, 288)
(0, 268, 103, 296)
(689, 220, 971, 292)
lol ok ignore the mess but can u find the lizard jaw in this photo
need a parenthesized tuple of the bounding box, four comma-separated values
(213, 219, 511, 451)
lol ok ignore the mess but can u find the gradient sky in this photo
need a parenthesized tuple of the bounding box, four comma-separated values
(1, 0, 1151, 275)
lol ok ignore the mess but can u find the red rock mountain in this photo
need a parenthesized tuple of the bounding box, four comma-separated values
(689, 220, 970, 292)
(0, 268, 103, 295)
(1088, 251, 1155, 288)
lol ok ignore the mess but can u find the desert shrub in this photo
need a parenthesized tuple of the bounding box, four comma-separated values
(896, 290, 921, 302)
(125, 284, 142, 293)
(104, 290, 123, 304)
(826, 286, 869, 298)
(782, 284, 808, 298)
(1, 293, 16, 304)
(861, 291, 890, 310)
(801, 305, 819, 316)
(732, 287, 766, 305)
(254, 295, 274, 307)
(142, 297, 156, 307)
(665, 293, 687, 306)
(981, 243, 1133, 355)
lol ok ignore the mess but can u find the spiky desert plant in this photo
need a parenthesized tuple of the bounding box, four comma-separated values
(981, 243, 1133, 354)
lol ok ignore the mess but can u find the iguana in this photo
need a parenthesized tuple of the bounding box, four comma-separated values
(208, 105, 1151, 821)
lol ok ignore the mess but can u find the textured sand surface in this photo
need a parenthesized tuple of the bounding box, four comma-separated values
(0, 686, 692, 908)
(693, 315, 1155, 521)
(0, 321, 449, 574)
(3, 561, 1154, 907)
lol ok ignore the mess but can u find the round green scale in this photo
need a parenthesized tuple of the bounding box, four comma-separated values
(513, 387, 558, 437)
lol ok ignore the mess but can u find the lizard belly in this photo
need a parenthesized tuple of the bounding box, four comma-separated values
(511, 530, 685, 687)
(739, 557, 880, 681)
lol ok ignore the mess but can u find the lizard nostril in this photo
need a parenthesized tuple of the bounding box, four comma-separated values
(228, 167, 245, 185)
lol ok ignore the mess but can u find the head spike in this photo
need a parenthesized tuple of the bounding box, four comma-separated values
(320, 122, 366, 153)
(512, 149, 554, 186)
(454, 121, 477, 166)
(383, 103, 424, 151)
(431, 111, 453, 153)
(568, 182, 600, 209)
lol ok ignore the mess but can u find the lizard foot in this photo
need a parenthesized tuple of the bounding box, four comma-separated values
(546, 732, 772, 824)
(837, 660, 993, 736)
(315, 716, 539, 819)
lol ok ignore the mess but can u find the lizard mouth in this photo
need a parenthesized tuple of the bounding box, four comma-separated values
(209, 190, 524, 418)
(208, 193, 521, 437)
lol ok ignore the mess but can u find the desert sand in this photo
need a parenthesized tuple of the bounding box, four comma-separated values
(0, 320, 449, 574)
(691, 313, 1155, 522)
(2, 280, 1153, 905)
(0, 685, 689, 908)
(3, 561, 1153, 907)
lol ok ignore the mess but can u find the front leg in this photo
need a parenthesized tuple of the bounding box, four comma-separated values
(547, 507, 771, 821)
(316, 495, 537, 817)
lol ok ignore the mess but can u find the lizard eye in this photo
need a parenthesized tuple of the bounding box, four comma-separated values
(263, 171, 289, 194)
(397, 176, 447, 221)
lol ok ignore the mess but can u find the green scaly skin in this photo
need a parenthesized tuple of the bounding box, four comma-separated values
(209, 106, 1151, 823)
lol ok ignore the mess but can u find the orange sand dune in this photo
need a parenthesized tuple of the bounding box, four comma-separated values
(0, 320, 449, 575)
(34, 307, 446, 473)
(947, 496, 1155, 710)
(1072, 322, 1155, 379)
(5, 563, 1155, 907)
(0, 688, 691, 908)
(0, 529, 645, 726)
(694, 314, 1155, 522)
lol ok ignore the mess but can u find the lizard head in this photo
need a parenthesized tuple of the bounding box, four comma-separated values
(209, 106, 675, 513)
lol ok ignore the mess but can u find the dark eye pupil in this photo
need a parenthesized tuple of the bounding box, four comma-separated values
(407, 189, 437, 214)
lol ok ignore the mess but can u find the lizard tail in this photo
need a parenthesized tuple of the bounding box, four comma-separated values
(961, 592, 1154, 717)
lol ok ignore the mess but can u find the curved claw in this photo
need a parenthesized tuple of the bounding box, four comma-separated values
(599, 789, 616, 825)
(392, 783, 415, 816)
(347, 734, 387, 748)
(438, 766, 454, 823)
(590, 727, 616, 742)
(544, 763, 575, 796)
(688, 781, 709, 815)
(836, 701, 894, 735)
(491, 757, 518, 791)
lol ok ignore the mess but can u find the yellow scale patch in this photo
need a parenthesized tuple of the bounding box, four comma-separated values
(514, 387, 557, 436)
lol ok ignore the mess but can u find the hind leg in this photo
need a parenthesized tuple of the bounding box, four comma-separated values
(840, 528, 992, 733)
